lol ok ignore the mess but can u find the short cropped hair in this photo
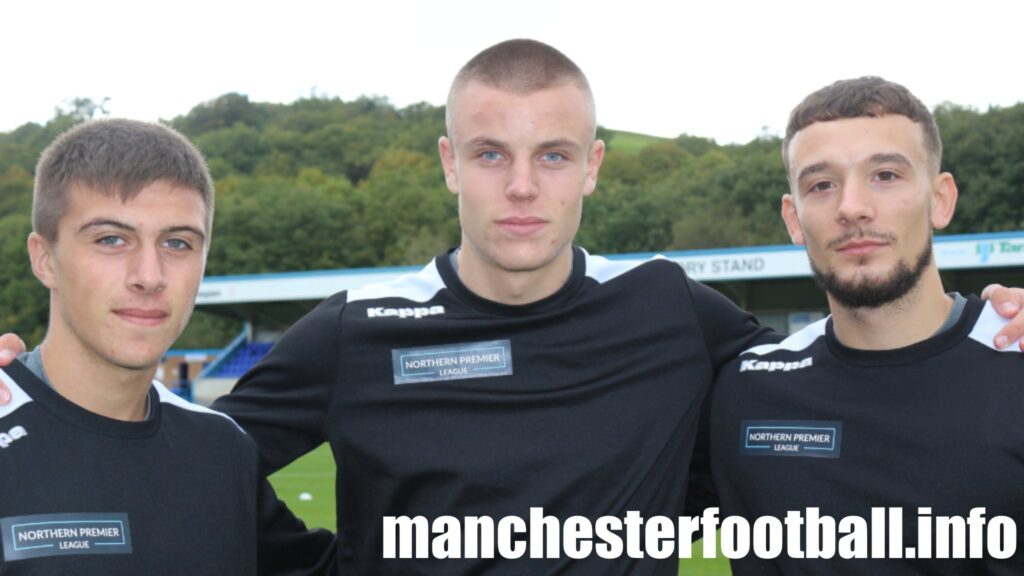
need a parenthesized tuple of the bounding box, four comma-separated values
(783, 76, 942, 173)
(33, 118, 214, 242)
(445, 38, 596, 140)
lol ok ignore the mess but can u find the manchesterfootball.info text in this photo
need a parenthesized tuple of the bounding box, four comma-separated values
(383, 507, 1016, 560)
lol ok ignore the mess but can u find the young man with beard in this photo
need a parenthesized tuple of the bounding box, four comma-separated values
(0, 120, 333, 574)
(2, 46, 1024, 575)
(707, 77, 1024, 573)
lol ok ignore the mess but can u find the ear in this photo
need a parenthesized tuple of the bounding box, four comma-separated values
(781, 194, 805, 246)
(438, 136, 459, 195)
(582, 139, 606, 197)
(27, 232, 58, 289)
(930, 172, 958, 230)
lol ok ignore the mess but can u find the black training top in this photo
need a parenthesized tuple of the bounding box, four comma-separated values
(0, 361, 334, 575)
(213, 246, 772, 575)
(710, 295, 1024, 574)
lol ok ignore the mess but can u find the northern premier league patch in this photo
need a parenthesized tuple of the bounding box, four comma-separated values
(2, 512, 132, 560)
(392, 340, 513, 384)
(740, 420, 842, 458)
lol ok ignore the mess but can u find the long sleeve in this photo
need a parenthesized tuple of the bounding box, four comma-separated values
(212, 292, 346, 475)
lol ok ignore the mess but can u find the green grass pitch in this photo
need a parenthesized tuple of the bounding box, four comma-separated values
(270, 445, 732, 574)
(269, 444, 337, 531)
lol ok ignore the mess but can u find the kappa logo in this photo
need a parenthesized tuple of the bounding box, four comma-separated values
(739, 357, 813, 373)
(0, 426, 27, 449)
(367, 305, 445, 319)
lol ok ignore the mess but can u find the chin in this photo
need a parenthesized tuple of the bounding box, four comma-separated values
(497, 242, 566, 271)
(113, 356, 162, 372)
(495, 254, 553, 274)
(106, 342, 169, 372)
(842, 270, 889, 287)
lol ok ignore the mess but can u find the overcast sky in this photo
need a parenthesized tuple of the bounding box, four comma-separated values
(3, 1, 1021, 144)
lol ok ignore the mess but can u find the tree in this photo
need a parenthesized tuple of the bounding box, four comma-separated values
(206, 172, 363, 274)
(356, 148, 458, 265)
(194, 123, 269, 177)
(937, 103, 1024, 233)
(172, 93, 269, 135)
(0, 214, 46, 346)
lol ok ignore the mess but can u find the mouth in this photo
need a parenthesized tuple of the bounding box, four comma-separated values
(496, 216, 547, 236)
(836, 240, 888, 257)
(113, 308, 171, 327)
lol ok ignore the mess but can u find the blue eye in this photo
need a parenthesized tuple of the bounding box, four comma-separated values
(98, 235, 125, 247)
(541, 152, 565, 162)
(480, 151, 503, 161)
(165, 238, 192, 250)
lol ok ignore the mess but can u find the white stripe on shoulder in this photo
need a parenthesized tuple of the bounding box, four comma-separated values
(968, 301, 1023, 353)
(742, 317, 829, 356)
(154, 382, 245, 433)
(0, 368, 33, 420)
(347, 259, 446, 304)
(584, 250, 665, 284)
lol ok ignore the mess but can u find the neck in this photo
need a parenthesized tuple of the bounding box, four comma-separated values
(40, 319, 152, 422)
(829, 268, 953, 351)
(456, 245, 573, 305)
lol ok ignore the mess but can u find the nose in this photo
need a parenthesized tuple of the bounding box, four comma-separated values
(835, 180, 875, 225)
(126, 245, 167, 294)
(506, 156, 539, 201)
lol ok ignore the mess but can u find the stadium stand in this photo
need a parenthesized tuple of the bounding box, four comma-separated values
(207, 342, 275, 378)
(172, 232, 1024, 406)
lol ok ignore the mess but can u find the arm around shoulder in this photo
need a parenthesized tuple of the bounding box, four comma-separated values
(683, 276, 780, 373)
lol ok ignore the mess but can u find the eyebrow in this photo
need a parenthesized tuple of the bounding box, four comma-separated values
(465, 137, 508, 149)
(77, 218, 207, 242)
(538, 138, 581, 151)
(869, 152, 912, 167)
(167, 225, 208, 241)
(796, 162, 830, 183)
(78, 218, 134, 235)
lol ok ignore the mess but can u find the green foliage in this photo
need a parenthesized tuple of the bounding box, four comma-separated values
(665, 139, 791, 249)
(599, 140, 694, 186)
(581, 137, 791, 252)
(357, 148, 458, 265)
(936, 103, 1024, 233)
(0, 162, 45, 345)
(208, 172, 360, 273)
(0, 213, 47, 347)
(675, 133, 719, 157)
(195, 123, 269, 177)
(0, 115, 77, 174)
(1, 94, 1021, 347)
(0, 165, 34, 219)
(172, 93, 268, 135)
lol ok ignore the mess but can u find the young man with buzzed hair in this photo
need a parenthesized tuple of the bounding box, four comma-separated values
(439, 37, 601, 305)
(708, 77, 1024, 573)
(204, 38, 772, 575)
(3, 42, 1024, 575)
(0, 119, 333, 574)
